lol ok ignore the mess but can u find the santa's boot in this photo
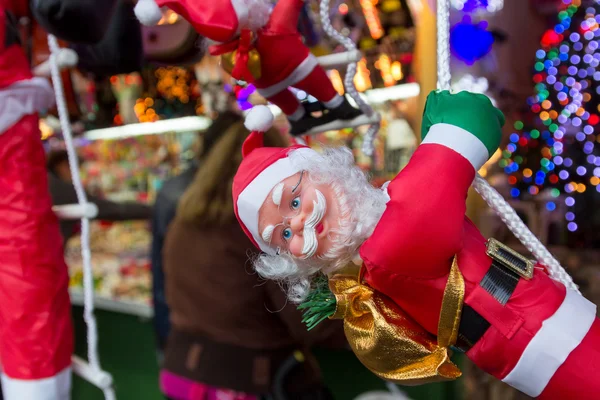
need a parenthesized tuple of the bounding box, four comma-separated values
(288, 102, 333, 136)
(327, 96, 362, 121)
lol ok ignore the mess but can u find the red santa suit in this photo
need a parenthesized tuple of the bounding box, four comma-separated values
(0, 4, 73, 399)
(231, 93, 600, 400)
(144, 0, 343, 117)
(359, 91, 600, 399)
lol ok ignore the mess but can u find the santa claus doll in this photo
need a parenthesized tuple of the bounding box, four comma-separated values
(0, 3, 73, 399)
(135, 0, 363, 135)
(231, 91, 600, 399)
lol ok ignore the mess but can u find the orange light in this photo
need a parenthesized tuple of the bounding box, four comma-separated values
(591, 176, 600, 186)
(354, 58, 372, 92)
(576, 107, 585, 117)
(542, 100, 551, 110)
(577, 183, 586, 193)
(523, 168, 533, 178)
(360, 0, 384, 39)
(376, 54, 396, 87)
(549, 110, 558, 119)
(540, 111, 549, 120)
(329, 69, 345, 95)
(391, 61, 403, 81)
(541, 147, 552, 158)
(338, 3, 349, 14)
(530, 186, 539, 195)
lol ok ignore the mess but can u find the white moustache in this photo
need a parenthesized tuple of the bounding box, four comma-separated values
(301, 189, 327, 259)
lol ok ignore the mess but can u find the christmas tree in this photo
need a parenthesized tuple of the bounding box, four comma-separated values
(502, 0, 600, 247)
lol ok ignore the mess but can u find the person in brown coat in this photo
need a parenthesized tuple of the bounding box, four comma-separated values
(160, 117, 345, 400)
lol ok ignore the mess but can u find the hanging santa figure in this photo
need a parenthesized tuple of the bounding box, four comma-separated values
(230, 91, 600, 399)
(0, 3, 73, 400)
(135, 0, 363, 135)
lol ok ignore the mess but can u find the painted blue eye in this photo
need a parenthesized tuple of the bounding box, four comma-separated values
(282, 228, 293, 241)
(290, 197, 301, 210)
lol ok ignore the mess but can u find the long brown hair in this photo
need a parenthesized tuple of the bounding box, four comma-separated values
(176, 120, 289, 226)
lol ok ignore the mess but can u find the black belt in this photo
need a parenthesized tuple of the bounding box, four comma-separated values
(453, 240, 532, 353)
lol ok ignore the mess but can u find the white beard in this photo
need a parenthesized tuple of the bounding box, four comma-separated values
(253, 146, 388, 303)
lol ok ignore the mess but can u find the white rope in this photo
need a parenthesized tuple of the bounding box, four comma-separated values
(435, 0, 578, 292)
(318, 0, 380, 156)
(47, 34, 117, 400)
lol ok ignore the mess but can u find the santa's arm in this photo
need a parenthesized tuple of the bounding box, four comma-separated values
(266, 0, 304, 34)
(362, 90, 504, 277)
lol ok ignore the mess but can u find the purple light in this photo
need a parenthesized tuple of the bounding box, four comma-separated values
(566, 76, 576, 86)
(557, 92, 568, 101)
(582, 81, 590, 90)
(568, 222, 578, 232)
(578, 69, 588, 78)
(536, 49, 546, 59)
(574, 42, 584, 51)
(566, 212, 575, 221)
(566, 197, 576, 206)
(570, 33, 581, 42)
(560, 44, 570, 53)
(587, 155, 597, 164)
(584, 125, 594, 134)
(571, 55, 581, 64)
(568, 66, 578, 75)
(554, 142, 564, 153)
(554, 130, 564, 139)
(596, 158, 600, 166)
(559, 170, 570, 180)
(547, 75, 557, 84)
(597, 185, 600, 193)
(584, 54, 594, 63)
(573, 118, 582, 127)
(589, 41, 599, 50)
(585, 31, 594, 40)
(582, 111, 590, 119)
(564, 158, 573, 167)
(565, 183, 574, 192)
(558, 115, 568, 124)
(576, 132, 586, 141)
(577, 166, 587, 175)
(549, 67, 558, 75)
(555, 82, 564, 90)
(554, 156, 564, 165)
(594, 167, 600, 177)
(584, 142, 595, 154)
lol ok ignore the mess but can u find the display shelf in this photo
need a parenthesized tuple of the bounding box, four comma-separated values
(70, 289, 153, 319)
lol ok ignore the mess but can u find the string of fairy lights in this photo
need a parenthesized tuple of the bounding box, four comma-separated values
(502, 0, 600, 233)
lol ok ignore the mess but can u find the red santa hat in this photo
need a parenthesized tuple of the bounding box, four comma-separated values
(233, 105, 315, 254)
(134, 0, 271, 43)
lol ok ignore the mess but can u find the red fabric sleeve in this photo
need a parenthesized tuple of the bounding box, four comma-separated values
(360, 143, 475, 279)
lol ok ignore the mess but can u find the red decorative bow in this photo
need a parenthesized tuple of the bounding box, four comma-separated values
(209, 29, 256, 82)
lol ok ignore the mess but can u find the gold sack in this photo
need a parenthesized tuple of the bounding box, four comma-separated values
(329, 257, 464, 385)
(220, 49, 261, 81)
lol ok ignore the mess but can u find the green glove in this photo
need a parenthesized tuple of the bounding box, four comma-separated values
(421, 90, 505, 158)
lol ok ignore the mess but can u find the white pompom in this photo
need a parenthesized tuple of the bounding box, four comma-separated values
(244, 105, 274, 132)
(134, 0, 163, 26)
(247, 0, 272, 30)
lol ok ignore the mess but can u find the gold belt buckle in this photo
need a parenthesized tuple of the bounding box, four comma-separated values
(486, 238, 534, 280)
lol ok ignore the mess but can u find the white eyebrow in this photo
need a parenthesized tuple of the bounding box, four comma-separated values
(262, 225, 275, 243)
(271, 182, 284, 206)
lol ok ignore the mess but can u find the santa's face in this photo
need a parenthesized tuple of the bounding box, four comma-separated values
(258, 171, 342, 259)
